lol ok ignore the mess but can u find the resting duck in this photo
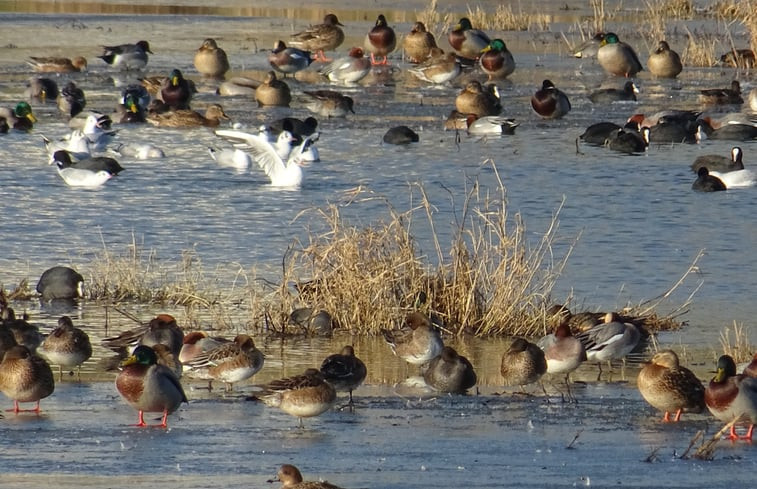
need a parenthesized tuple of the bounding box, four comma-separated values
(597, 32, 643, 77)
(0, 102, 37, 132)
(255, 71, 291, 107)
(531, 79, 571, 119)
(0, 345, 55, 413)
(479, 38, 515, 80)
(57, 81, 86, 119)
(160, 69, 193, 110)
(407, 48, 461, 84)
(699, 80, 743, 105)
(455, 80, 502, 117)
(26, 55, 87, 73)
(647, 40, 682, 78)
(193, 38, 230, 78)
(637, 350, 705, 422)
(364, 14, 396, 65)
(422, 346, 476, 394)
(268, 40, 312, 76)
(146, 104, 229, 128)
(500, 337, 547, 389)
(319, 47, 371, 84)
(38, 316, 92, 381)
(289, 13, 344, 62)
(403, 21, 437, 63)
(99, 40, 152, 70)
(447, 17, 490, 60)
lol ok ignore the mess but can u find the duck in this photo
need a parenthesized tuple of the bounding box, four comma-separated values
(289, 13, 345, 62)
(1, 308, 43, 352)
(422, 346, 476, 394)
(407, 48, 461, 84)
(531, 79, 571, 119)
(576, 312, 641, 372)
(692, 167, 726, 192)
(185, 334, 264, 391)
(160, 69, 193, 110)
(0, 323, 16, 360)
(720, 48, 755, 68)
(255, 71, 291, 107)
(320, 345, 367, 405)
(699, 80, 743, 105)
(383, 125, 419, 144)
(26, 55, 87, 73)
(151, 343, 183, 379)
(57, 81, 86, 119)
(0, 345, 55, 413)
(115, 91, 147, 124)
(36, 266, 84, 302)
(260, 368, 337, 427)
(597, 32, 643, 77)
(269, 40, 312, 76)
(101, 314, 185, 356)
(447, 17, 490, 60)
(319, 47, 371, 84)
(115, 344, 187, 427)
(456, 80, 502, 117)
(479, 38, 515, 80)
(403, 21, 437, 63)
(216, 76, 258, 96)
(0, 102, 37, 132)
(647, 40, 682, 78)
(25, 77, 58, 104)
(704, 354, 757, 440)
(38, 316, 92, 381)
(381, 312, 444, 365)
(743, 353, 757, 378)
(538, 321, 586, 397)
(270, 464, 346, 489)
(54, 158, 114, 188)
(588, 81, 638, 103)
(288, 308, 334, 335)
(178, 331, 229, 365)
(579, 121, 622, 145)
(194, 38, 230, 78)
(53, 150, 124, 176)
(501, 337, 547, 388)
(691, 146, 745, 173)
(146, 103, 229, 128)
(465, 114, 519, 135)
(637, 349, 705, 422)
(302, 90, 354, 118)
(572, 32, 604, 58)
(364, 14, 396, 65)
(99, 40, 152, 70)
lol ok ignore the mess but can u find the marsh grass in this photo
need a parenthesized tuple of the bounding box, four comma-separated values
(465, 5, 551, 32)
(718, 321, 753, 363)
(416, 0, 453, 44)
(682, 27, 719, 67)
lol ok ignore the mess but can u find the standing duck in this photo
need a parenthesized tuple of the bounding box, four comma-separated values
(576, 312, 641, 377)
(38, 316, 92, 381)
(101, 314, 185, 356)
(160, 69, 193, 110)
(403, 21, 437, 63)
(479, 38, 515, 80)
(319, 47, 371, 84)
(597, 32, 643, 77)
(705, 355, 757, 440)
(0, 345, 55, 413)
(381, 312, 444, 366)
(447, 17, 490, 60)
(538, 321, 586, 399)
(364, 14, 396, 65)
(268, 40, 312, 76)
(320, 345, 367, 406)
(647, 40, 682, 78)
(261, 368, 337, 427)
(531, 79, 571, 119)
(573, 32, 604, 58)
(193, 38, 230, 79)
(501, 337, 547, 389)
(455, 80, 502, 117)
(289, 13, 344, 62)
(255, 71, 291, 107)
(637, 350, 705, 422)
(185, 334, 264, 391)
(422, 346, 477, 394)
(99, 40, 152, 70)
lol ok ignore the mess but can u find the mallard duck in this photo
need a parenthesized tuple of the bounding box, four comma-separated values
(194, 38, 229, 78)
(447, 17, 490, 60)
(692, 167, 726, 192)
(637, 350, 705, 422)
(302, 90, 354, 118)
(99, 40, 152, 70)
(455, 80, 502, 117)
(407, 48, 460, 84)
(269, 40, 312, 76)
(699, 80, 743, 105)
(538, 320, 586, 396)
(422, 346, 476, 394)
(647, 40, 682, 78)
(57, 81, 86, 119)
(403, 21, 437, 63)
(270, 464, 346, 489)
(26, 56, 87, 73)
(501, 337, 547, 388)
(705, 355, 757, 440)
(115, 345, 187, 427)
(479, 38, 515, 80)
(381, 312, 444, 365)
(255, 71, 291, 107)
(38, 316, 92, 381)
(160, 69, 193, 110)
(744, 352, 757, 377)
(597, 32, 643, 77)
(261, 368, 337, 427)
(531, 79, 571, 119)
(289, 13, 345, 62)
(691, 146, 745, 174)
(185, 334, 264, 391)
(147, 103, 229, 128)
(319, 47, 371, 84)
(25, 77, 58, 104)
(101, 314, 185, 355)
(115, 91, 147, 124)
(572, 32, 604, 58)
(36, 266, 84, 301)
(588, 81, 638, 103)
(364, 14, 396, 65)
(0, 102, 37, 132)
(320, 345, 367, 405)
(151, 343, 183, 379)
(0, 345, 55, 413)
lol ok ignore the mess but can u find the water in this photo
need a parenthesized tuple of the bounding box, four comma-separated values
(2, 4, 757, 487)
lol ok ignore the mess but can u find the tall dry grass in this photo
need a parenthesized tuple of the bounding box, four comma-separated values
(719, 321, 753, 363)
(465, 5, 551, 32)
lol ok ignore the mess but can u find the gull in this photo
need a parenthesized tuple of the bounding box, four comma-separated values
(55, 159, 113, 188)
(42, 130, 91, 164)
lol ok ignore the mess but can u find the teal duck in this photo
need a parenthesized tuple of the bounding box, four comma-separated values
(320, 345, 367, 405)
(422, 346, 476, 394)
(500, 337, 547, 388)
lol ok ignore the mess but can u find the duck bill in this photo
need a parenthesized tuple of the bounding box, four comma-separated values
(119, 354, 138, 368)
(27, 113, 38, 123)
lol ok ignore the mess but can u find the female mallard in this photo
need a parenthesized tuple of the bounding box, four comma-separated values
(289, 13, 345, 62)
(647, 40, 682, 78)
(0, 345, 55, 413)
(479, 38, 515, 81)
(38, 316, 92, 381)
(255, 71, 291, 107)
(270, 464, 346, 489)
(501, 337, 547, 388)
(261, 368, 336, 427)
(193, 38, 230, 79)
(185, 334, 264, 391)
(160, 69, 193, 110)
(27, 55, 87, 73)
(320, 345, 367, 405)
(269, 40, 312, 76)
(0, 102, 37, 132)
(597, 32, 643, 77)
(531, 79, 571, 119)
(403, 21, 437, 63)
(422, 346, 476, 394)
(699, 80, 743, 105)
(115, 344, 187, 427)
(637, 350, 705, 422)
(364, 14, 396, 65)
(705, 354, 757, 440)
(455, 80, 502, 118)
(147, 103, 229, 128)
(407, 48, 460, 84)
(447, 17, 490, 60)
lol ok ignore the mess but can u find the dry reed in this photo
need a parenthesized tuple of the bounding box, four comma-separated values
(465, 5, 551, 32)
(718, 321, 753, 363)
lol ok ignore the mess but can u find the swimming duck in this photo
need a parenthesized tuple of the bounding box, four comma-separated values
(538, 321, 586, 396)
(160, 69, 193, 110)
(255, 71, 291, 107)
(576, 312, 641, 371)
(25, 77, 58, 104)
(465, 114, 519, 135)
(194, 38, 230, 78)
(456, 80, 502, 117)
(637, 350, 705, 422)
(422, 346, 477, 394)
(383, 125, 419, 144)
(101, 314, 185, 356)
(36, 266, 84, 302)
(500, 337, 547, 388)
(302, 90, 354, 118)
(572, 32, 604, 58)
(288, 308, 334, 335)
(705, 354, 757, 440)
(99, 40, 152, 70)
(146, 103, 229, 128)
(320, 345, 367, 405)
(26, 55, 87, 73)
(588, 81, 638, 104)
(261, 368, 337, 427)
(55, 158, 114, 188)
(52, 150, 124, 176)
(447, 17, 490, 60)
(364, 14, 396, 65)
(647, 40, 682, 78)
(269, 40, 312, 76)
(381, 312, 444, 365)
(0, 102, 36, 132)
(403, 21, 437, 63)
(407, 48, 461, 84)
(479, 39, 515, 81)
(115, 344, 187, 427)
(692, 167, 726, 192)
(691, 146, 745, 173)
(185, 334, 264, 391)
(699, 80, 743, 105)
(38, 316, 92, 381)
(597, 32, 643, 77)
(0, 345, 55, 413)
(289, 13, 345, 62)
(531, 79, 571, 119)
(720, 48, 755, 68)
(270, 464, 346, 489)
(320, 47, 371, 84)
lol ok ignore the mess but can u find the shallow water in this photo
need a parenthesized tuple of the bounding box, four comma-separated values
(1, 2, 757, 487)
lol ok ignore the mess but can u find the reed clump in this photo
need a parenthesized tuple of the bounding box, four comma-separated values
(682, 27, 719, 66)
(718, 321, 753, 363)
(466, 5, 551, 32)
